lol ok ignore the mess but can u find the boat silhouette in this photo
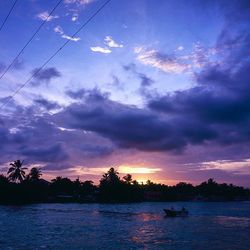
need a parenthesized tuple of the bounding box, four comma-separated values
(163, 208, 188, 217)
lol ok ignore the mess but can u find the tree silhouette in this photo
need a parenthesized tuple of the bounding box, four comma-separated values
(123, 174, 132, 184)
(7, 160, 27, 183)
(146, 179, 154, 186)
(100, 167, 120, 185)
(27, 167, 42, 181)
(82, 180, 94, 190)
(99, 168, 123, 201)
(80, 180, 95, 197)
(50, 176, 75, 195)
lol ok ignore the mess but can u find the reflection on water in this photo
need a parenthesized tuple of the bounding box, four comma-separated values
(0, 202, 250, 249)
(131, 224, 173, 246)
(99, 210, 161, 222)
(137, 212, 162, 222)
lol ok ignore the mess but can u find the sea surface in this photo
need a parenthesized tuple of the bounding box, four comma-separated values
(0, 202, 250, 249)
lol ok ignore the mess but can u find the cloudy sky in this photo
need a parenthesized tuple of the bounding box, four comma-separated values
(0, 0, 250, 186)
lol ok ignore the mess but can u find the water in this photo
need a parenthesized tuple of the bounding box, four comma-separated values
(0, 202, 250, 249)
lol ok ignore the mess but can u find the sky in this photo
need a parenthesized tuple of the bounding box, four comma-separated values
(0, 0, 250, 186)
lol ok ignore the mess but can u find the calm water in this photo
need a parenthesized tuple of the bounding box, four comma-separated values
(0, 202, 250, 249)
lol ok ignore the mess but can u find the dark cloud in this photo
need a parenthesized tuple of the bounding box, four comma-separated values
(108, 75, 124, 90)
(139, 74, 154, 87)
(55, 92, 218, 153)
(31, 67, 61, 86)
(66, 88, 86, 99)
(20, 143, 69, 162)
(123, 63, 154, 87)
(0, 104, 115, 168)
(66, 87, 109, 102)
(57, 98, 172, 151)
(34, 97, 61, 111)
(148, 85, 250, 147)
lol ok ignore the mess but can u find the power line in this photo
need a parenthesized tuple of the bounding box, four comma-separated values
(0, 0, 63, 80)
(0, 0, 19, 33)
(0, 0, 112, 110)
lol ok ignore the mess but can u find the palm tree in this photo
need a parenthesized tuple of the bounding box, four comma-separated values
(7, 160, 27, 183)
(27, 167, 42, 181)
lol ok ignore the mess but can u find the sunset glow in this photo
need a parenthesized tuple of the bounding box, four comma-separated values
(118, 166, 162, 174)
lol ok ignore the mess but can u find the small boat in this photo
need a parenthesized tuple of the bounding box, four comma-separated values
(163, 208, 188, 217)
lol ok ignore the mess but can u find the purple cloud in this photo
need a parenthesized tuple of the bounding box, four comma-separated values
(34, 97, 61, 111)
(31, 67, 61, 86)
(123, 63, 155, 87)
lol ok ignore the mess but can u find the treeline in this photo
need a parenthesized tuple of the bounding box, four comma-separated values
(0, 160, 249, 204)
